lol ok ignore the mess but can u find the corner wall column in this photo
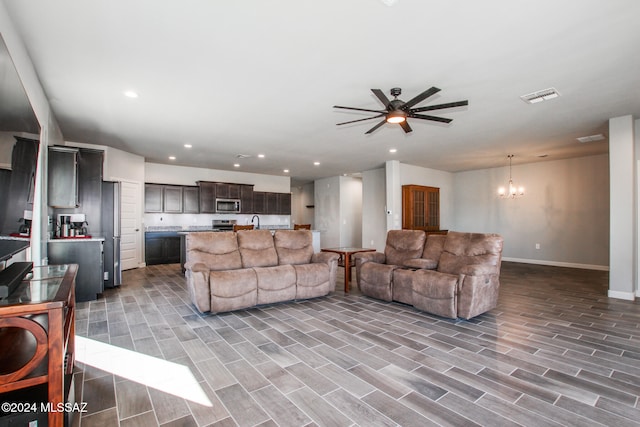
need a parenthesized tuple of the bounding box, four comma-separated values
(609, 115, 636, 300)
(385, 160, 402, 231)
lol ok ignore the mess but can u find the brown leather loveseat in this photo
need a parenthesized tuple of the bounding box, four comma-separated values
(184, 229, 339, 313)
(354, 230, 503, 319)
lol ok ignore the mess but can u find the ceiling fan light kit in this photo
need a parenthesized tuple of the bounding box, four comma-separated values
(334, 86, 468, 134)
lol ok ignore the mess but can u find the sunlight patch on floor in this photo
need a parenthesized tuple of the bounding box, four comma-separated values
(75, 335, 212, 406)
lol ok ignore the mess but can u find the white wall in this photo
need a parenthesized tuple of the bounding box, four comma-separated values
(291, 182, 315, 228)
(340, 176, 362, 247)
(454, 154, 610, 269)
(144, 163, 290, 193)
(400, 163, 455, 230)
(314, 176, 340, 248)
(1, 4, 65, 264)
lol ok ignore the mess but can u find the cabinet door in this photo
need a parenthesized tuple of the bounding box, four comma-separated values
(228, 184, 240, 199)
(253, 191, 266, 214)
(77, 149, 104, 229)
(278, 193, 291, 215)
(145, 184, 164, 213)
(199, 182, 216, 213)
(48, 241, 104, 302)
(402, 185, 440, 231)
(163, 186, 183, 213)
(1, 137, 38, 234)
(48, 147, 79, 208)
(215, 183, 229, 199)
(183, 186, 200, 213)
(165, 236, 181, 263)
(266, 192, 278, 214)
(240, 185, 254, 213)
(144, 236, 165, 265)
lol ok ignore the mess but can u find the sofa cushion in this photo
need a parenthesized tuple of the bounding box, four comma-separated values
(209, 268, 258, 312)
(254, 265, 297, 304)
(438, 232, 503, 275)
(294, 263, 332, 299)
(384, 230, 426, 266)
(274, 230, 314, 265)
(391, 268, 415, 305)
(422, 234, 446, 262)
(237, 229, 278, 268)
(412, 269, 458, 319)
(403, 258, 438, 270)
(185, 231, 242, 271)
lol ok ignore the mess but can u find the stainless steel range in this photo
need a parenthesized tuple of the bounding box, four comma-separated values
(212, 219, 236, 231)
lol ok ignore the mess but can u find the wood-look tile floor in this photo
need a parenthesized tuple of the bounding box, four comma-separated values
(71, 262, 640, 427)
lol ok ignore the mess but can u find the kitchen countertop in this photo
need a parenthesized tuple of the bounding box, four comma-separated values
(49, 236, 105, 243)
(0, 239, 30, 262)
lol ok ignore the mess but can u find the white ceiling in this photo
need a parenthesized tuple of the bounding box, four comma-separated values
(4, 0, 640, 185)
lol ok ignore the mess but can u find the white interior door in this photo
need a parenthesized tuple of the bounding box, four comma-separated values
(120, 180, 142, 270)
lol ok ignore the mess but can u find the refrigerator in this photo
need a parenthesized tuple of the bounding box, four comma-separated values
(101, 181, 122, 288)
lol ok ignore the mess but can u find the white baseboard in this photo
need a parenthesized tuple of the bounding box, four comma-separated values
(608, 290, 635, 301)
(502, 257, 609, 271)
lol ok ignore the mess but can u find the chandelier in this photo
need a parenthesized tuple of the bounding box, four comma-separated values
(498, 154, 524, 198)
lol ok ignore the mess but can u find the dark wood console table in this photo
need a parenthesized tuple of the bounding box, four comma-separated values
(0, 264, 77, 427)
(321, 247, 375, 293)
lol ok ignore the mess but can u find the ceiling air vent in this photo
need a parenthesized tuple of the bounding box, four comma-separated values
(235, 154, 251, 159)
(577, 134, 605, 143)
(520, 88, 560, 104)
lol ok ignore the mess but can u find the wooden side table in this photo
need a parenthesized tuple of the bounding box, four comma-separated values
(0, 264, 78, 427)
(321, 247, 375, 293)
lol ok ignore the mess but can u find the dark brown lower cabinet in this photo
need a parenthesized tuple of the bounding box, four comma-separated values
(145, 232, 181, 265)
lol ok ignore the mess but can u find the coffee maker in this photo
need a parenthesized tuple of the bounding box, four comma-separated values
(57, 214, 72, 237)
(17, 210, 32, 236)
(71, 213, 88, 236)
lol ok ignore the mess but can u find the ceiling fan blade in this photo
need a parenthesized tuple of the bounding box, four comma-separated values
(371, 89, 391, 109)
(410, 100, 469, 113)
(409, 113, 453, 123)
(401, 86, 441, 110)
(334, 105, 387, 114)
(336, 114, 385, 126)
(399, 121, 413, 133)
(365, 119, 388, 134)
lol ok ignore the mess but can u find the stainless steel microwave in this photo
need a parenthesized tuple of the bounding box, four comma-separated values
(216, 198, 241, 213)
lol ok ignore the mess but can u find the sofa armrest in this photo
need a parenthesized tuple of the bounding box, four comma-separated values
(459, 264, 498, 276)
(186, 261, 210, 273)
(353, 251, 385, 265)
(312, 252, 339, 265)
(185, 264, 212, 313)
(403, 258, 438, 270)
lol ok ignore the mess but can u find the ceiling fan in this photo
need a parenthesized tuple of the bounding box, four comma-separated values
(334, 86, 468, 134)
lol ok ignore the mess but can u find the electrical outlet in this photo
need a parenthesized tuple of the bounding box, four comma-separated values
(535, 243, 540, 250)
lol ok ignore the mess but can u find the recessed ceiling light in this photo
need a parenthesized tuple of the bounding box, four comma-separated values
(184, 144, 192, 148)
(283, 169, 289, 173)
(124, 90, 138, 98)
(313, 161, 320, 166)
(233, 163, 240, 168)
(389, 148, 397, 153)
(168, 156, 176, 160)
(258, 154, 265, 158)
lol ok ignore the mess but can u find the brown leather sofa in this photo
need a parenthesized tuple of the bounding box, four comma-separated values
(354, 230, 503, 319)
(184, 230, 338, 313)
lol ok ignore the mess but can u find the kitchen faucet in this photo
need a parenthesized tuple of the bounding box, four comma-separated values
(251, 215, 260, 230)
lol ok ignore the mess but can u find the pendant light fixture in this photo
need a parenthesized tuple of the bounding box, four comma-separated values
(498, 154, 524, 198)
